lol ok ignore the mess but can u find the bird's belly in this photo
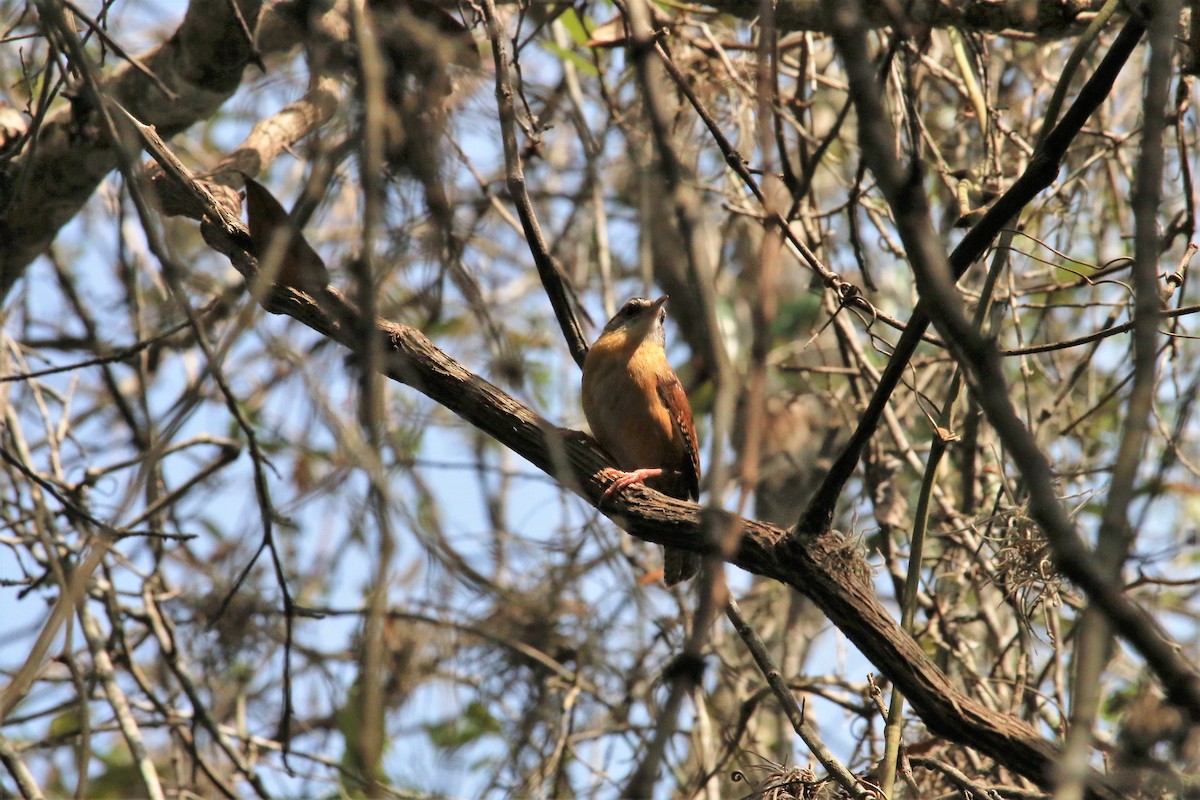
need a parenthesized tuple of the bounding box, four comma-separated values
(583, 369, 677, 471)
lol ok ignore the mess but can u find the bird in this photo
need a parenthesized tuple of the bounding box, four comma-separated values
(581, 295, 702, 585)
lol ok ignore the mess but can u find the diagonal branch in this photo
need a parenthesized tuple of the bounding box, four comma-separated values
(173, 176, 1126, 798)
(97, 51, 1129, 785)
(1, 0, 275, 297)
(480, 0, 590, 366)
(824, 0, 1200, 721)
(800, 11, 1149, 533)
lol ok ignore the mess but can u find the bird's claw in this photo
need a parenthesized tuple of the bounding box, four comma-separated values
(597, 467, 664, 505)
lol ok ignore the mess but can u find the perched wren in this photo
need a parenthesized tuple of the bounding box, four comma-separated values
(582, 295, 701, 585)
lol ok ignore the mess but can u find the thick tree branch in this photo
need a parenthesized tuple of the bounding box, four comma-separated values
(101, 18, 1143, 780)
(825, 0, 1200, 722)
(169, 183, 1124, 797)
(298, 285, 1123, 799)
(0, 0, 317, 298)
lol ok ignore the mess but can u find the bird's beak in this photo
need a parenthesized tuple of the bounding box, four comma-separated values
(652, 295, 669, 315)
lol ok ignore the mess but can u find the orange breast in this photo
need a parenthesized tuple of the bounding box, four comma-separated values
(582, 338, 688, 495)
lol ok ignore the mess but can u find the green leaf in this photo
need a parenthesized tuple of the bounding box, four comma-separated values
(770, 292, 823, 338)
(559, 8, 590, 46)
(424, 701, 501, 751)
(540, 42, 600, 79)
(49, 710, 82, 739)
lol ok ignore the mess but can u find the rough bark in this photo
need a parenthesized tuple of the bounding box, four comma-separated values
(185, 181, 1123, 797)
(1, 0, 276, 297)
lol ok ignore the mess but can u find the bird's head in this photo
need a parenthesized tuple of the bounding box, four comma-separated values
(596, 295, 668, 349)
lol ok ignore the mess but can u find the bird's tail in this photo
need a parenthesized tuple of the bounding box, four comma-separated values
(663, 547, 700, 586)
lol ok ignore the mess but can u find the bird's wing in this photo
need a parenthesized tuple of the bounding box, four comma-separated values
(657, 371, 701, 500)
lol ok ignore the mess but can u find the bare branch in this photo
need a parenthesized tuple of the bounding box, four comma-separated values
(824, 0, 1200, 722)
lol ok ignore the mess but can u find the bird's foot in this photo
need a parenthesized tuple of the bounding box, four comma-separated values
(598, 467, 664, 504)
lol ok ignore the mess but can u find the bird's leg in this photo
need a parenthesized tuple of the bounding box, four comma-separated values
(598, 467, 664, 503)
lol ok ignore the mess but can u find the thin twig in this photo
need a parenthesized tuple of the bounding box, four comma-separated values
(480, 0, 589, 366)
(800, 10, 1149, 534)
(0, 732, 45, 800)
(47, 5, 301, 767)
(726, 597, 872, 799)
(58, 0, 177, 99)
(78, 604, 166, 800)
(825, 0, 1200, 726)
